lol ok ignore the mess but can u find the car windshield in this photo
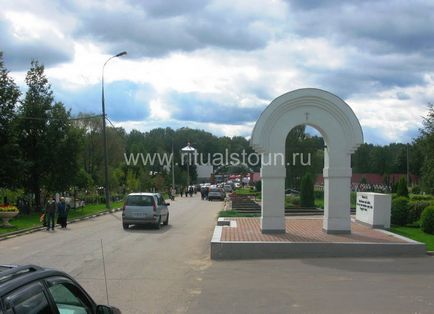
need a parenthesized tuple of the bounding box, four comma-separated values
(126, 195, 154, 206)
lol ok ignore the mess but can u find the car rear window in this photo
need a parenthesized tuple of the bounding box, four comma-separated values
(126, 195, 154, 206)
(210, 188, 220, 192)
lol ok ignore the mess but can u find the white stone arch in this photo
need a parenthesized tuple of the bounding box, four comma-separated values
(251, 88, 363, 233)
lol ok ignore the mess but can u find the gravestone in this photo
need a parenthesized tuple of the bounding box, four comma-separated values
(356, 192, 391, 229)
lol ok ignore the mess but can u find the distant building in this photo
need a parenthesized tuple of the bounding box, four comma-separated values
(315, 173, 419, 187)
(196, 164, 213, 183)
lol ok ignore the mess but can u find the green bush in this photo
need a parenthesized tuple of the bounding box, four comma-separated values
(285, 195, 300, 207)
(314, 190, 324, 199)
(411, 186, 421, 194)
(396, 177, 409, 198)
(350, 192, 357, 208)
(254, 180, 262, 192)
(391, 197, 410, 226)
(300, 173, 314, 208)
(411, 194, 434, 201)
(420, 206, 434, 234)
(408, 201, 431, 224)
(392, 182, 398, 193)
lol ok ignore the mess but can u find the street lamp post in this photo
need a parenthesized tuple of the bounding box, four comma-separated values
(171, 140, 175, 190)
(181, 143, 196, 188)
(102, 51, 127, 209)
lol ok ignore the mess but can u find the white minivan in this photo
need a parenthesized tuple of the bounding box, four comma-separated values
(122, 193, 169, 229)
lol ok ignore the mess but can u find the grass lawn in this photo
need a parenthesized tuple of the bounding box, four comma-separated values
(233, 188, 260, 196)
(0, 201, 123, 235)
(218, 210, 260, 218)
(391, 226, 434, 251)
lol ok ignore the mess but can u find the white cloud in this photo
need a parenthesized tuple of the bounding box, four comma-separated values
(3, 0, 434, 144)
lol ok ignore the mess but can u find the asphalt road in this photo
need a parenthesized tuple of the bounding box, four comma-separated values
(2, 195, 434, 314)
(1, 194, 222, 313)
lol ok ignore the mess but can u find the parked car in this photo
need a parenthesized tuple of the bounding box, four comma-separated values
(285, 188, 300, 196)
(0, 264, 121, 313)
(223, 184, 233, 193)
(122, 193, 169, 230)
(208, 188, 226, 201)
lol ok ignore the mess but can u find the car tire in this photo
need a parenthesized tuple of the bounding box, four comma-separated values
(163, 213, 169, 225)
(123, 223, 129, 230)
(155, 216, 161, 229)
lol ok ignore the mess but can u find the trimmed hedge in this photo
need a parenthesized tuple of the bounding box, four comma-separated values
(421, 206, 434, 234)
(285, 195, 300, 207)
(408, 201, 431, 224)
(411, 186, 421, 194)
(391, 197, 409, 226)
(411, 194, 434, 201)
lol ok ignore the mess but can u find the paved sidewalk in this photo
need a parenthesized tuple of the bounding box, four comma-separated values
(221, 217, 407, 243)
(211, 217, 426, 259)
(0, 208, 122, 241)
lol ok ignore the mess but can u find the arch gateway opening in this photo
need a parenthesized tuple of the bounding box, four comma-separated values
(250, 88, 364, 234)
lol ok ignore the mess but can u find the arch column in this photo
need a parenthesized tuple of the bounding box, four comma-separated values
(323, 166, 352, 233)
(261, 164, 286, 233)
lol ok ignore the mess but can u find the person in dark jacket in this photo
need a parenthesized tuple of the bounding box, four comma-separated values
(45, 197, 56, 231)
(57, 197, 68, 229)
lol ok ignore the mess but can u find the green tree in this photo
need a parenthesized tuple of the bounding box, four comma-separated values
(74, 168, 94, 190)
(43, 103, 83, 193)
(417, 104, 434, 193)
(396, 177, 409, 198)
(300, 173, 314, 207)
(18, 60, 82, 210)
(17, 60, 54, 210)
(125, 169, 140, 193)
(0, 52, 21, 188)
(285, 126, 324, 189)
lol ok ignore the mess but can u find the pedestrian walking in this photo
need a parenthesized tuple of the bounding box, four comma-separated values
(171, 187, 176, 201)
(45, 197, 56, 231)
(57, 197, 68, 229)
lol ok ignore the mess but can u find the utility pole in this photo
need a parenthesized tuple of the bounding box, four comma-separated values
(406, 143, 409, 186)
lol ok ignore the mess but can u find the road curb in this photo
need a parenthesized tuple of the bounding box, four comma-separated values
(0, 208, 121, 241)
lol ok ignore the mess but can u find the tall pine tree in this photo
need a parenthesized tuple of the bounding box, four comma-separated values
(18, 60, 82, 211)
(0, 52, 21, 189)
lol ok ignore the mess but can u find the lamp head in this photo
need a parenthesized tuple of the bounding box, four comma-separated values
(115, 51, 127, 57)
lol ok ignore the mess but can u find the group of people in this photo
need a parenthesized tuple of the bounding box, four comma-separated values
(42, 196, 69, 231)
(179, 186, 195, 197)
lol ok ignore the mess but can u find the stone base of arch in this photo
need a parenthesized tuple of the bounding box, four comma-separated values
(252, 89, 363, 235)
(260, 166, 353, 235)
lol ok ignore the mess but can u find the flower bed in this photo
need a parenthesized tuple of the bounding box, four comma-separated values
(0, 205, 19, 212)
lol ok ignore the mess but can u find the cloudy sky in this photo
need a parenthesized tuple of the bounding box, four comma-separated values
(2, 0, 434, 144)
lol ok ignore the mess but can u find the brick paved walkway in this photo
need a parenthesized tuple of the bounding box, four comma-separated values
(221, 217, 407, 243)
